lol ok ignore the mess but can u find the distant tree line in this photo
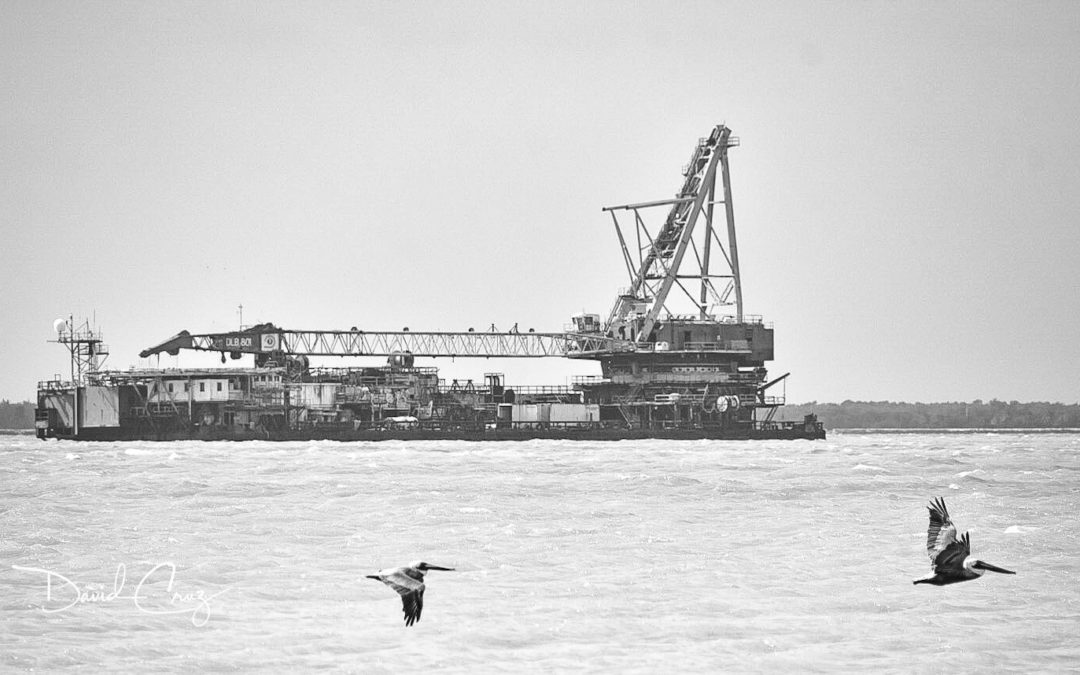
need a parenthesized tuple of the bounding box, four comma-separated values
(0, 400, 35, 429)
(779, 400, 1080, 429)
(5, 397, 1079, 430)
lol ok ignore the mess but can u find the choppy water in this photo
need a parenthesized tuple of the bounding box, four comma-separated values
(1, 432, 1078, 673)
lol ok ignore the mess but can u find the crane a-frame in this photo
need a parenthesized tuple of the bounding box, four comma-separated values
(601, 124, 743, 342)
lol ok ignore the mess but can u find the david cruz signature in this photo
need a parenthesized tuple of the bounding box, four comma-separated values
(12, 562, 229, 627)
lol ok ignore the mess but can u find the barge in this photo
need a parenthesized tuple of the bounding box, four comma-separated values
(36, 125, 824, 442)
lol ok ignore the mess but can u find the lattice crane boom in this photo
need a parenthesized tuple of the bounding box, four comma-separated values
(139, 325, 620, 359)
(601, 125, 743, 345)
(139, 126, 745, 365)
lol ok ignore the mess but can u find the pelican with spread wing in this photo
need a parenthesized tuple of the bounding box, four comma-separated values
(366, 561, 454, 626)
(913, 497, 1015, 586)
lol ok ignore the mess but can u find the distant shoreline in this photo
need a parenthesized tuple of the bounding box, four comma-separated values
(779, 400, 1080, 429)
(828, 427, 1080, 434)
(5, 399, 1080, 431)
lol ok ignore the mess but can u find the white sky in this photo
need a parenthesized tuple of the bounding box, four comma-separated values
(2, 1, 1079, 404)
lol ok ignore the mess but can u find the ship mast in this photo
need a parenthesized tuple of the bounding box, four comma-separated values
(49, 317, 109, 437)
(54, 317, 108, 385)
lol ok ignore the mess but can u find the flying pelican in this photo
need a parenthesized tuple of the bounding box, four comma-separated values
(366, 561, 454, 626)
(913, 497, 1015, 586)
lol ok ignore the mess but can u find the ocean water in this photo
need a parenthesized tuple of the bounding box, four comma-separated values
(1, 432, 1077, 673)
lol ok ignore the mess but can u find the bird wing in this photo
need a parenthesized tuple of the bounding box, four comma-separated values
(376, 569, 426, 626)
(401, 587, 424, 626)
(932, 531, 972, 574)
(381, 568, 424, 596)
(926, 497, 958, 563)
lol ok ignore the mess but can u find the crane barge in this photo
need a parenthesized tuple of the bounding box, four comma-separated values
(35, 125, 824, 441)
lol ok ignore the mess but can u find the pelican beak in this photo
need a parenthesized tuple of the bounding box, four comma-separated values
(974, 561, 1016, 575)
(424, 565, 454, 571)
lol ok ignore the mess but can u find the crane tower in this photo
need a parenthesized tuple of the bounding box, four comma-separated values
(565, 125, 784, 430)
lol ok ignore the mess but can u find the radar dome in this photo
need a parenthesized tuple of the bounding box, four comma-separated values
(53, 318, 68, 334)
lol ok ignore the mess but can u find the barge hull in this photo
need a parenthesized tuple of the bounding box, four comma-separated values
(41, 425, 826, 442)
